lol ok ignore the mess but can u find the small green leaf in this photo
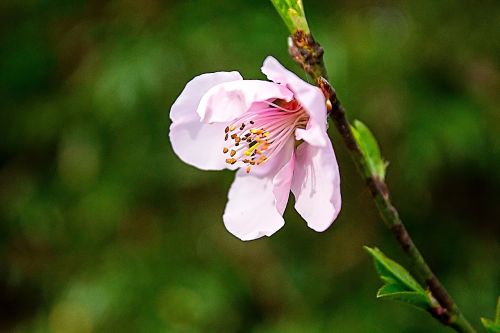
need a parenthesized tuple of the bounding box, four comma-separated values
(270, 0, 310, 33)
(351, 120, 387, 180)
(377, 284, 432, 310)
(481, 318, 500, 333)
(364, 247, 436, 312)
(481, 297, 500, 333)
(364, 247, 424, 293)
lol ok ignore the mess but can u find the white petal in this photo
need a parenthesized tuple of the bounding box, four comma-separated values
(170, 71, 242, 123)
(291, 141, 341, 232)
(262, 56, 329, 147)
(223, 153, 295, 241)
(197, 80, 293, 123)
(169, 71, 242, 170)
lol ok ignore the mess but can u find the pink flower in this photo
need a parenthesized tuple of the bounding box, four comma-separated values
(169, 56, 341, 241)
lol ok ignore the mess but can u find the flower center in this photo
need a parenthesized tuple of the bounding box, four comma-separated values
(223, 99, 308, 173)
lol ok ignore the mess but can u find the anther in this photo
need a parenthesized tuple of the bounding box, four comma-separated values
(225, 126, 229, 133)
(246, 166, 251, 173)
(223, 147, 228, 153)
(326, 100, 332, 112)
(230, 150, 236, 157)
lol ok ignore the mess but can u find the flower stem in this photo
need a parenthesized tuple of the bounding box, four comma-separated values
(288, 31, 477, 333)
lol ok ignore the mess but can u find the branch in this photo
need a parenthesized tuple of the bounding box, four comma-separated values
(288, 30, 476, 333)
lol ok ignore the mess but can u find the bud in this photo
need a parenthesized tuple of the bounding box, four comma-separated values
(270, 0, 310, 34)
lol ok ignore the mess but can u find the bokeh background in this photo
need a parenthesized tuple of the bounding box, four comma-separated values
(1, 0, 499, 332)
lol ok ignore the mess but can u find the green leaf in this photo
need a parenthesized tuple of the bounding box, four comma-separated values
(270, 0, 310, 33)
(481, 297, 500, 333)
(351, 120, 387, 180)
(364, 247, 435, 312)
(481, 318, 500, 333)
(377, 284, 432, 310)
(364, 247, 424, 293)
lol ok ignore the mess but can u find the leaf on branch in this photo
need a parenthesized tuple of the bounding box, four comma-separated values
(270, 0, 310, 34)
(481, 296, 500, 333)
(351, 120, 387, 180)
(377, 285, 433, 311)
(364, 246, 436, 311)
(365, 246, 424, 292)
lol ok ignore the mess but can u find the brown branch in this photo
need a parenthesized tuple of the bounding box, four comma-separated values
(288, 30, 476, 333)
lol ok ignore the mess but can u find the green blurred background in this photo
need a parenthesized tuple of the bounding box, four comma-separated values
(1, 0, 499, 332)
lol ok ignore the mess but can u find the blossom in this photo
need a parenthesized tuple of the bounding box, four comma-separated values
(169, 56, 341, 241)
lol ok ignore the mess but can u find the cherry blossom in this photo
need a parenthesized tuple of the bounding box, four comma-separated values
(169, 56, 341, 240)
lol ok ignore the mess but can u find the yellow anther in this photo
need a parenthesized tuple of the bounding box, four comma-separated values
(223, 147, 228, 153)
(326, 99, 332, 112)
(230, 150, 236, 157)
(244, 142, 261, 156)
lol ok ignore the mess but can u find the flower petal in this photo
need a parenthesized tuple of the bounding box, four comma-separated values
(291, 141, 341, 232)
(170, 71, 242, 123)
(251, 136, 295, 177)
(223, 153, 295, 241)
(197, 80, 293, 123)
(261, 56, 328, 147)
(169, 71, 242, 170)
(273, 150, 295, 215)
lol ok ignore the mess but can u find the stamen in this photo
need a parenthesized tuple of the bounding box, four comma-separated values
(222, 98, 309, 172)
(244, 142, 261, 156)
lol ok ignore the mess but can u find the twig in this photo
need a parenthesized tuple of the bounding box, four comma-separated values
(288, 30, 477, 333)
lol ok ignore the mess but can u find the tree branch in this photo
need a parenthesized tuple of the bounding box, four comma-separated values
(288, 30, 476, 333)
